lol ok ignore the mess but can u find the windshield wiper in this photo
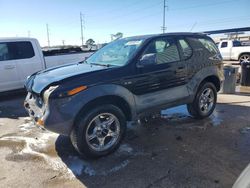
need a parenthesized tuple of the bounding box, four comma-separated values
(79, 60, 113, 67)
(78, 60, 88, 64)
(90, 63, 112, 67)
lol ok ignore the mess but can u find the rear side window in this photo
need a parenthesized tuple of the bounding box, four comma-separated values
(233, 41, 241, 47)
(221, 42, 228, 48)
(0, 41, 34, 61)
(198, 38, 219, 55)
(178, 39, 192, 59)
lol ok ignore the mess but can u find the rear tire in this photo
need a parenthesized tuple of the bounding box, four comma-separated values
(187, 82, 217, 119)
(239, 54, 250, 65)
(71, 104, 126, 158)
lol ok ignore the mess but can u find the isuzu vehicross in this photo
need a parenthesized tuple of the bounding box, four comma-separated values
(24, 33, 224, 158)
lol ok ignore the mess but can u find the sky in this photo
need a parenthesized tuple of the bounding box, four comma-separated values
(0, 0, 249, 46)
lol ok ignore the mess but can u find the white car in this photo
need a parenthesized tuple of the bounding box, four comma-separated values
(217, 40, 250, 64)
(0, 38, 92, 92)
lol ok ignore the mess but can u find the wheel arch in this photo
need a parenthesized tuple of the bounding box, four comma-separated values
(74, 95, 133, 126)
(238, 52, 250, 61)
(202, 75, 221, 92)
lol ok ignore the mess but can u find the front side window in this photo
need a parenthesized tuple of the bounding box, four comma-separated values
(0, 41, 35, 61)
(86, 38, 145, 67)
(142, 38, 180, 64)
(221, 42, 228, 48)
(199, 38, 219, 55)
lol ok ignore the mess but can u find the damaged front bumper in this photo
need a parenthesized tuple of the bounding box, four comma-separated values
(24, 91, 76, 136)
(24, 92, 46, 126)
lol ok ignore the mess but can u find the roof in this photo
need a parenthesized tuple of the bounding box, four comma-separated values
(0, 37, 37, 42)
(124, 32, 207, 40)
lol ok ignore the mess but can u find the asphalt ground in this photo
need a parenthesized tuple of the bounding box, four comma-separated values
(0, 87, 250, 188)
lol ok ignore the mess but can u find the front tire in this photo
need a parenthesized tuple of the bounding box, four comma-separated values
(71, 104, 126, 158)
(187, 82, 217, 119)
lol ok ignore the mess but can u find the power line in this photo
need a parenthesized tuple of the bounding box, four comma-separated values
(85, 1, 162, 25)
(165, 16, 250, 31)
(86, 0, 241, 32)
(86, 0, 149, 19)
(170, 0, 236, 11)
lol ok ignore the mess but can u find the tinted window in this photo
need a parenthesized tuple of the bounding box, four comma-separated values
(0, 43, 9, 61)
(198, 38, 219, 55)
(143, 38, 180, 64)
(233, 41, 241, 47)
(221, 42, 228, 48)
(0, 41, 34, 61)
(178, 39, 192, 59)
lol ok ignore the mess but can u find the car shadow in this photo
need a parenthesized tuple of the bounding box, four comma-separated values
(0, 90, 27, 119)
(55, 102, 250, 188)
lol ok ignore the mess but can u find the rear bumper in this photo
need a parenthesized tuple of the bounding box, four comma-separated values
(24, 92, 75, 135)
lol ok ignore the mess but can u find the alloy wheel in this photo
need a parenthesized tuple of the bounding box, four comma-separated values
(85, 113, 120, 152)
(199, 88, 215, 114)
(240, 55, 250, 64)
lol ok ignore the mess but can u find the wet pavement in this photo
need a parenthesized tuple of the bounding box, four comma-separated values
(0, 90, 250, 188)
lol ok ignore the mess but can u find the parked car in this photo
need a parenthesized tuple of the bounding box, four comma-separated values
(217, 40, 250, 64)
(24, 33, 224, 158)
(0, 37, 92, 92)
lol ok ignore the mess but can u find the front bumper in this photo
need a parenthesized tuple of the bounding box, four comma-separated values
(24, 92, 76, 135)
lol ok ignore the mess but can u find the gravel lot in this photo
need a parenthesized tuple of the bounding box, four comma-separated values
(0, 88, 250, 188)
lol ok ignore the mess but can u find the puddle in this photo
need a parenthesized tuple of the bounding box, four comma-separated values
(0, 120, 145, 179)
(160, 105, 223, 129)
(0, 104, 224, 179)
(66, 156, 96, 176)
(117, 143, 133, 154)
(56, 142, 146, 178)
(161, 105, 189, 120)
(209, 110, 223, 127)
(64, 154, 131, 177)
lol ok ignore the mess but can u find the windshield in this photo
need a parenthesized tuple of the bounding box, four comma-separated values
(86, 38, 144, 66)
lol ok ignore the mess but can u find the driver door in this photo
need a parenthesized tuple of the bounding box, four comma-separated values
(133, 37, 185, 95)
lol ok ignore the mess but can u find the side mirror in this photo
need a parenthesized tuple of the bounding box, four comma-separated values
(137, 53, 156, 68)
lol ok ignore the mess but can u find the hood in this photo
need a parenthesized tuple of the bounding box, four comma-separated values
(25, 62, 107, 94)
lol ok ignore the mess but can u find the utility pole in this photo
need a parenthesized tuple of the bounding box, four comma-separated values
(161, 0, 167, 33)
(27, 30, 31, 37)
(46, 24, 50, 47)
(80, 12, 85, 46)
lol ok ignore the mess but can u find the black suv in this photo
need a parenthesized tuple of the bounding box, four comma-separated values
(24, 33, 224, 158)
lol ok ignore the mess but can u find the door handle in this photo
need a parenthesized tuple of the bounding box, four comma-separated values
(175, 67, 185, 73)
(4, 65, 15, 70)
